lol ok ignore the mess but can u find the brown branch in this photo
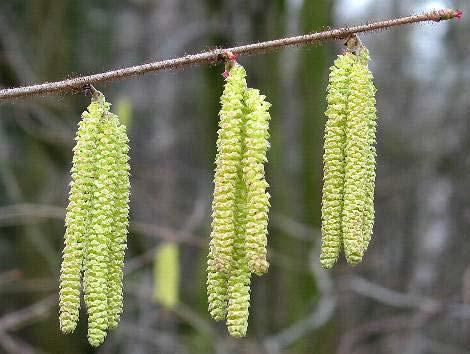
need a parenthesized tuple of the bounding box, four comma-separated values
(0, 8, 461, 101)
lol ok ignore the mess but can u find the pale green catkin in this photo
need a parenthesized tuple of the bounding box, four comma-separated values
(207, 63, 272, 337)
(342, 49, 376, 265)
(206, 250, 228, 321)
(153, 243, 180, 310)
(242, 88, 271, 276)
(60, 92, 130, 347)
(59, 97, 100, 333)
(209, 64, 247, 274)
(226, 180, 251, 338)
(321, 45, 377, 268)
(106, 112, 130, 330)
(83, 103, 114, 346)
(320, 53, 355, 269)
(207, 65, 247, 321)
(356, 48, 377, 256)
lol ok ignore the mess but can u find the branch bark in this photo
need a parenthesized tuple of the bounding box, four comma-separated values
(0, 8, 461, 100)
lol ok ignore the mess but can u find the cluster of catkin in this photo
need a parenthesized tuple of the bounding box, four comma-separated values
(59, 92, 130, 346)
(320, 45, 377, 269)
(207, 63, 271, 337)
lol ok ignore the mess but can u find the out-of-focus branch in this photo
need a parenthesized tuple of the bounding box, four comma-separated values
(264, 245, 336, 353)
(0, 332, 40, 354)
(345, 275, 470, 319)
(0, 295, 56, 332)
(0, 9, 461, 100)
(338, 314, 420, 354)
(0, 203, 206, 246)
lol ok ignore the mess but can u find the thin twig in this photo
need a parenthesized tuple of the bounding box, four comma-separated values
(0, 295, 56, 332)
(0, 8, 461, 101)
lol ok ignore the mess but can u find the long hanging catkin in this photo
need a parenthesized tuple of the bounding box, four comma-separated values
(320, 52, 355, 269)
(342, 45, 377, 265)
(59, 94, 100, 333)
(60, 91, 130, 347)
(83, 105, 114, 346)
(226, 180, 251, 337)
(320, 40, 377, 268)
(207, 64, 247, 321)
(207, 60, 272, 337)
(357, 48, 377, 257)
(209, 65, 247, 275)
(242, 88, 271, 276)
(105, 110, 130, 330)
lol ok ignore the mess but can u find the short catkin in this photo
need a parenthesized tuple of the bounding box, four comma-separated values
(320, 44, 377, 268)
(207, 62, 272, 337)
(59, 91, 130, 347)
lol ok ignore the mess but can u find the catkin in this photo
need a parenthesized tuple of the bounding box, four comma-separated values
(83, 103, 115, 346)
(106, 112, 130, 329)
(320, 53, 355, 269)
(207, 63, 272, 337)
(341, 55, 370, 265)
(321, 43, 378, 268)
(209, 64, 247, 274)
(357, 48, 377, 256)
(59, 97, 100, 333)
(226, 181, 251, 337)
(242, 88, 271, 276)
(207, 250, 228, 321)
(60, 92, 130, 346)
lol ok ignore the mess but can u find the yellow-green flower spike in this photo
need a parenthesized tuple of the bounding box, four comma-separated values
(209, 64, 247, 273)
(320, 53, 355, 269)
(106, 112, 130, 330)
(321, 43, 378, 268)
(356, 48, 377, 257)
(83, 101, 115, 347)
(226, 182, 251, 338)
(153, 243, 180, 310)
(60, 90, 131, 346)
(242, 88, 271, 276)
(342, 48, 377, 265)
(59, 96, 100, 333)
(206, 250, 228, 321)
(207, 62, 273, 337)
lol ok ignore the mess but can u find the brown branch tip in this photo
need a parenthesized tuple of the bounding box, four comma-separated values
(0, 8, 462, 101)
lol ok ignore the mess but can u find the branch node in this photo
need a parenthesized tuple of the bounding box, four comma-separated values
(0, 9, 461, 100)
(83, 84, 100, 100)
(433, 8, 463, 22)
(222, 51, 238, 78)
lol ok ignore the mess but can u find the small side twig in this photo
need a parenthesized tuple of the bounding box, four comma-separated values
(0, 8, 461, 101)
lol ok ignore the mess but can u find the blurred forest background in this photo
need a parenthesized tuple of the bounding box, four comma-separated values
(0, 0, 469, 353)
